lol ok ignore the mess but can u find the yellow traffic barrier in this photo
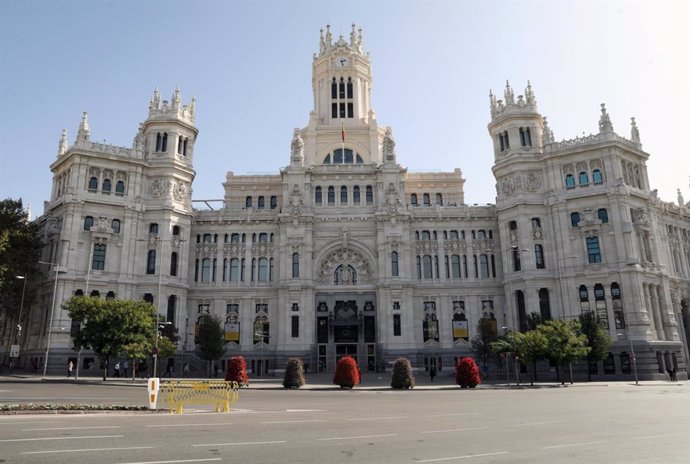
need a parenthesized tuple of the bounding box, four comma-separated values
(163, 380, 239, 414)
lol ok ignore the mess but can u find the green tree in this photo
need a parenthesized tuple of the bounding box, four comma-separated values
(578, 311, 613, 381)
(0, 198, 42, 324)
(471, 318, 499, 374)
(64, 296, 156, 381)
(538, 320, 590, 384)
(195, 313, 225, 376)
(490, 332, 518, 383)
(122, 340, 150, 381)
(515, 329, 548, 385)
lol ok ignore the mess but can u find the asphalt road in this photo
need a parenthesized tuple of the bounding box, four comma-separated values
(0, 380, 688, 464)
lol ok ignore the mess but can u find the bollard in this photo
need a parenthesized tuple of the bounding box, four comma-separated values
(148, 377, 160, 410)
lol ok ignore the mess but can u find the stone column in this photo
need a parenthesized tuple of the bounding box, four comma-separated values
(644, 284, 659, 340)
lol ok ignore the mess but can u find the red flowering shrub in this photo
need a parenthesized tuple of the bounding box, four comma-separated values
(333, 356, 360, 388)
(455, 357, 481, 388)
(225, 356, 249, 386)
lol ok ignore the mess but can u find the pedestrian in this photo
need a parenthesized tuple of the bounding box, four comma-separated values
(164, 358, 174, 378)
(123, 360, 129, 378)
(667, 367, 673, 382)
(114, 361, 121, 378)
(31, 357, 38, 373)
(67, 360, 74, 378)
(671, 367, 678, 382)
(183, 362, 190, 377)
(140, 360, 149, 379)
(430, 366, 437, 382)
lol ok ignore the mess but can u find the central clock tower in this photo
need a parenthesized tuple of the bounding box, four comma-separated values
(310, 24, 374, 127)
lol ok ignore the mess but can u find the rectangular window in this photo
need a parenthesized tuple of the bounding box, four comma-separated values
(331, 103, 337, 118)
(291, 316, 299, 338)
(535, 244, 545, 269)
(92, 244, 106, 271)
(393, 314, 401, 336)
(587, 237, 602, 263)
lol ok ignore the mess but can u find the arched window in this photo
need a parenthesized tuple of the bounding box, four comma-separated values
(535, 244, 545, 269)
(365, 186, 373, 205)
(149, 223, 159, 235)
(539, 288, 551, 320)
(258, 258, 269, 282)
(201, 258, 211, 282)
(422, 255, 432, 279)
(512, 248, 521, 272)
(325, 148, 363, 164)
(259, 233, 268, 243)
(423, 193, 431, 206)
(327, 186, 335, 205)
(565, 174, 575, 188)
(451, 255, 461, 278)
(83, 216, 94, 231)
(245, 196, 252, 208)
(270, 195, 277, 209)
(592, 169, 603, 184)
(436, 193, 443, 205)
(391, 251, 399, 277)
(579, 171, 589, 186)
(334, 264, 357, 285)
(353, 185, 360, 204)
(92, 244, 106, 270)
(449, 230, 459, 240)
(509, 220, 518, 231)
(411, 193, 418, 206)
(462, 255, 468, 278)
(147, 250, 156, 274)
(478, 230, 486, 239)
(503, 131, 510, 148)
(598, 208, 609, 223)
(155, 132, 162, 152)
(111, 219, 120, 234)
(416, 256, 422, 279)
(340, 186, 348, 204)
(172, 225, 180, 236)
(102, 179, 111, 193)
(531, 217, 541, 229)
(570, 212, 580, 227)
(421, 230, 431, 241)
(257, 196, 265, 209)
(229, 258, 239, 282)
(586, 237, 602, 263)
(170, 252, 178, 276)
(292, 253, 300, 278)
(315, 186, 322, 205)
(161, 132, 168, 152)
(88, 177, 98, 192)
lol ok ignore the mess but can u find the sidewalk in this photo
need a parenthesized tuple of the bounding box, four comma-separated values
(1, 372, 686, 390)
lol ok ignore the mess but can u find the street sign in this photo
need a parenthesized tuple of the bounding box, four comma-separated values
(9, 345, 20, 358)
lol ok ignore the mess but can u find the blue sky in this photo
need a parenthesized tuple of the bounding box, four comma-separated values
(1, 0, 688, 217)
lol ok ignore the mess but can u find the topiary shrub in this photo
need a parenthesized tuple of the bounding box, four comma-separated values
(455, 357, 481, 388)
(225, 356, 249, 386)
(390, 357, 415, 389)
(283, 358, 305, 389)
(333, 355, 360, 388)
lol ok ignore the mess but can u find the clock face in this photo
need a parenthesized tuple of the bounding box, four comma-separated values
(335, 57, 349, 68)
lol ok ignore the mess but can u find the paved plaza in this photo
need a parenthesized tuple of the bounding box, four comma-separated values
(0, 374, 688, 464)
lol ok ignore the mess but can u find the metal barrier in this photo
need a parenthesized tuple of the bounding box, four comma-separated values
(164, 380, 240, 414)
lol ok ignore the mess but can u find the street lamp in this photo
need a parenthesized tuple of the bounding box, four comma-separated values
(617, 328, 639, 385)
(14, 275, 27, 344)
(39, 261, 62, 377)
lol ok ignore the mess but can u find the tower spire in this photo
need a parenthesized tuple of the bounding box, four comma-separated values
(630, 117, 640, 144)
(77, 112, 90, 142)
(504, 80, 515, 105)
(542, 117, 554, 144)
(525, 80, 536, 105)
(598, 103, 613, 133)
(57, 128, 68, 157)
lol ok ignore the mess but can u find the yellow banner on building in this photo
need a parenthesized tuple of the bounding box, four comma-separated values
(452, 320, 468, 339)
(224, 323, 240, 342)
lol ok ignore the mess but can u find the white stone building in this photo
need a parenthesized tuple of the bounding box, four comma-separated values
(11, 25, 690, 380)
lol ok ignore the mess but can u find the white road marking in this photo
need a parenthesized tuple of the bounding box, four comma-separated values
(421, 427, 488, 434)
(23, 446, 153, 455)
(0, 434, 123, 442)
(509, 420, 566, 427)
(119, 460, 221, 464)
(318, 433, 397, 441)
(631, 433, 685, 440)
(192, 440, 286, 447)
(0, 421, 62, 425)
(416, 452, 508, 462)
(426, 413, 481, 418)
(261, 419, 327, 424)
(146, 423, 234, 428)
(22, 425, 121, 431)
(541, 440, 607, 450)
(286, 409, 327, 412)
(347, 416, 408, 421)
